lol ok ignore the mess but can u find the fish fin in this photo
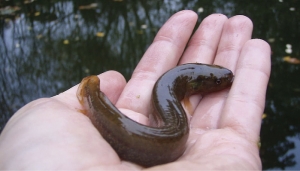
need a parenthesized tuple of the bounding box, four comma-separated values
(183, 95, 193, 115)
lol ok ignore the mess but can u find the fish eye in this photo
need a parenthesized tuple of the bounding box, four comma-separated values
(216, 79, 221, 85)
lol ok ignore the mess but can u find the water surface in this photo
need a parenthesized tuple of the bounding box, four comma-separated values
(1, 0, 300, 169)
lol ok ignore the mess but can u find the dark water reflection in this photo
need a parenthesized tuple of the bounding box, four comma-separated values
(1, 0, 300, 170)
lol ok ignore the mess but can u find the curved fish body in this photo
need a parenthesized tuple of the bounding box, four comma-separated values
(77, 63, 234, 167)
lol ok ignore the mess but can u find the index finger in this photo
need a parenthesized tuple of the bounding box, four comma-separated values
(116, 10, 198, 118)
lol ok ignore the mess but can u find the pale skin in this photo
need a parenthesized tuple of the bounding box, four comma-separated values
(0, 10, 271, 170)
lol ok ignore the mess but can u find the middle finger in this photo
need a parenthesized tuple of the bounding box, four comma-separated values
(190, 15, 253, 131)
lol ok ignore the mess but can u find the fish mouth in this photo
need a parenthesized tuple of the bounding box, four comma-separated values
(231, 75, 235, 83)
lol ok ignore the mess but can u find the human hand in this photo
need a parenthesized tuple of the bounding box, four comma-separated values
(0, 10, 270, 170)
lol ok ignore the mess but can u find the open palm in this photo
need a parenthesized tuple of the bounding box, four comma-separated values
(0, 10, 270, 170)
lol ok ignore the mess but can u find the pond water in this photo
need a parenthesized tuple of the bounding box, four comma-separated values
(1, 0, 300, 170)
